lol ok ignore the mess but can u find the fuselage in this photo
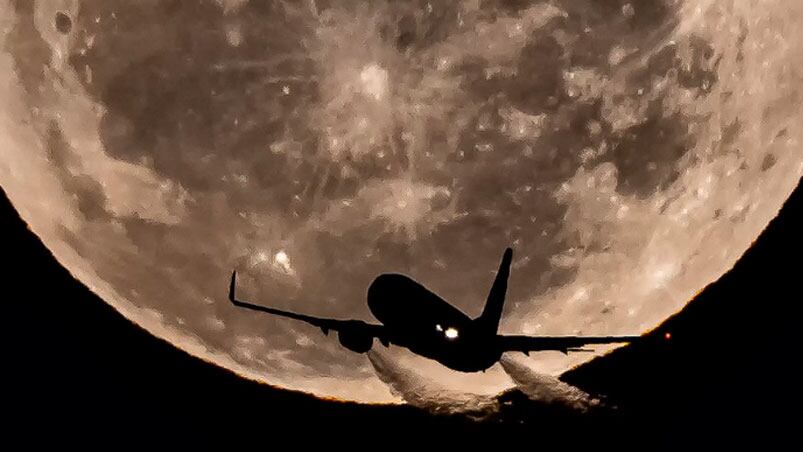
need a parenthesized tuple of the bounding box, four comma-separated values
(367, 273, 502, 372)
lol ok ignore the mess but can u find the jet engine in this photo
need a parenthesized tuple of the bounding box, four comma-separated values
(338, 327, 374, 353)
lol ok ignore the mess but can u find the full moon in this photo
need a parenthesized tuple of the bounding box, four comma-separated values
(2, 0, 801, 403)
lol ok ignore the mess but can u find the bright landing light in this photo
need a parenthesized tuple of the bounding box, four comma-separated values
(445, 327, 459, 339)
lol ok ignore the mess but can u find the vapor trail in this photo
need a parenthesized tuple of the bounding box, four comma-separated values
(366, 349, 500, 419)
(499, 355, 601, 412)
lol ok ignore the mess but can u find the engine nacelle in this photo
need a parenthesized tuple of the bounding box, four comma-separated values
(338, 328, 374, 353)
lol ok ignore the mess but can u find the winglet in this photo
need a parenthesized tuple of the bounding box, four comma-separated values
(229, 270, 238, 303)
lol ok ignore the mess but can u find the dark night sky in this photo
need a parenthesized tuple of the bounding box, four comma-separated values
(3, 176, 801, 449)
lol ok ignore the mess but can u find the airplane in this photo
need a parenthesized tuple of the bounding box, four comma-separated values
(228, 247, 640, 373)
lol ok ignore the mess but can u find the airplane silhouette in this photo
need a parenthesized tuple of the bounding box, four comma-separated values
(228, 247, 639, 372)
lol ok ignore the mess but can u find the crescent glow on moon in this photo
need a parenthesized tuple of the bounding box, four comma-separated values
(1, 0, 801, 404)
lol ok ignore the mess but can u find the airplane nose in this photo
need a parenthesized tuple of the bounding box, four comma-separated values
(367, 274, 394, 317)
(367, 273, 408, 298)
(367, 273, 413, 321)
(367, 274, 392, 302)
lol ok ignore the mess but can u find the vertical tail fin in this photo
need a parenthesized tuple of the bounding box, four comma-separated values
(476, 247, 513, 334)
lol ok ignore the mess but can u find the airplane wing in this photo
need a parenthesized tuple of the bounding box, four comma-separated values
(497, 334, 640, 354)
(227, 271, 388, 342)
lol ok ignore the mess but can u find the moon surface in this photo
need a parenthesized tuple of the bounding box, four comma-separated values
(1, 0, 801, 403)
